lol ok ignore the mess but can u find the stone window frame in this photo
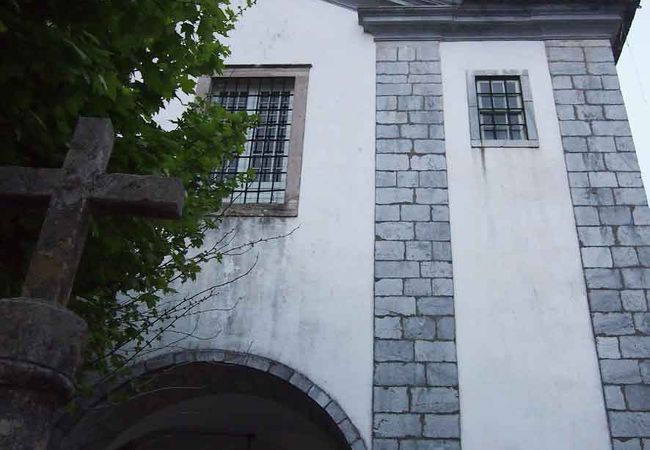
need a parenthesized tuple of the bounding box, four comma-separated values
(196, 65, 311, 217)
(467, 69, 539, 149)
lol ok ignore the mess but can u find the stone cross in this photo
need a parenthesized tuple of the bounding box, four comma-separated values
(0, 117, 185, 306)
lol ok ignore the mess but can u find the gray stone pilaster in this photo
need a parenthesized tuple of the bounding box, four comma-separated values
(547, 39, 650, 449)
(374, 41, 461, 450)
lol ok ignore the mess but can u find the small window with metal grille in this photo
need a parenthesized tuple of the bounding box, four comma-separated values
(211, 77, 294, 205)
(467, 70, 538, 148)
(476, 77, 528, 141)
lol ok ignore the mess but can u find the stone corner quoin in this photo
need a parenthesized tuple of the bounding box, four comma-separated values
(547, 39, 650, 448)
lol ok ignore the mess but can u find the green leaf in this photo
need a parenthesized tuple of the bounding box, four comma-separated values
(97, 74, 108, 92)
(63, 38, 89, 61)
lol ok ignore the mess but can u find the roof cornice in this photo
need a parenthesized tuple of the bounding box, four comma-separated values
(322, 0, 462, 10)
(357, 1, 640, 60)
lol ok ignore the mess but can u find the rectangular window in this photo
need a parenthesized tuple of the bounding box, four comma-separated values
(211, 77, 294, 205)
(476, 76, 528, 141)
(467, 70, 538, 148)
(197, 65, 310, 216)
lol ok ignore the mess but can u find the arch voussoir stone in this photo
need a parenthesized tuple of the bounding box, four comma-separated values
(52, 349, 368, 450)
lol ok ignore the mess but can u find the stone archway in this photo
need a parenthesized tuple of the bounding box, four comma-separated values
(51, 350, 367, 450)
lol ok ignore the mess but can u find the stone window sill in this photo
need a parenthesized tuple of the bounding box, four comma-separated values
(471, 139, 539, 149)
(210, 202, 299, 218)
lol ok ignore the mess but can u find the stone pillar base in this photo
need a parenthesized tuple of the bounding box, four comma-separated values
(0, 298, 87, 450)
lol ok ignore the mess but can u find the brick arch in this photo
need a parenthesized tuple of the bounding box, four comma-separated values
(51, 349, 367, 450)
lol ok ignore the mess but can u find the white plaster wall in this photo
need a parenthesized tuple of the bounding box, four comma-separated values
(441, 41, 610, 450)
(152, 0, 375, 444)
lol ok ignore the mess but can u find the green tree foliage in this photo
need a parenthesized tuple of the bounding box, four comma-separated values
(0, 0, 255, 373)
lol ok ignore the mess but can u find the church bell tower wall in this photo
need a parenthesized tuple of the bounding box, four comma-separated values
(364, 2, 642, 446)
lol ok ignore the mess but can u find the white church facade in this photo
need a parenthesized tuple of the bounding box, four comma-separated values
(54, 1, 650, 449)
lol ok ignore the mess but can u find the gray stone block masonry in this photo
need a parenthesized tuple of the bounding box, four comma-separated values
(374, 41, 460, 450)
(548, 39, 650, 449)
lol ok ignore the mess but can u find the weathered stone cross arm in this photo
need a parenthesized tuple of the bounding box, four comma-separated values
(0, 169, 184, 219)
(0, 117, 185, 305)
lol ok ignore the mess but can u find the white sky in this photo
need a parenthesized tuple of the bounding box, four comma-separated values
(619, 0, 650, 190)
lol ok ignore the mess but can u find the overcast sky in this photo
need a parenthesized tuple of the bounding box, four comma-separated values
(619, 0, 650, 189)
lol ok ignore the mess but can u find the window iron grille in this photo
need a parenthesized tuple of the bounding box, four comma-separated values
(475, 76, 528, 141)
(210, 77, 294, 205)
